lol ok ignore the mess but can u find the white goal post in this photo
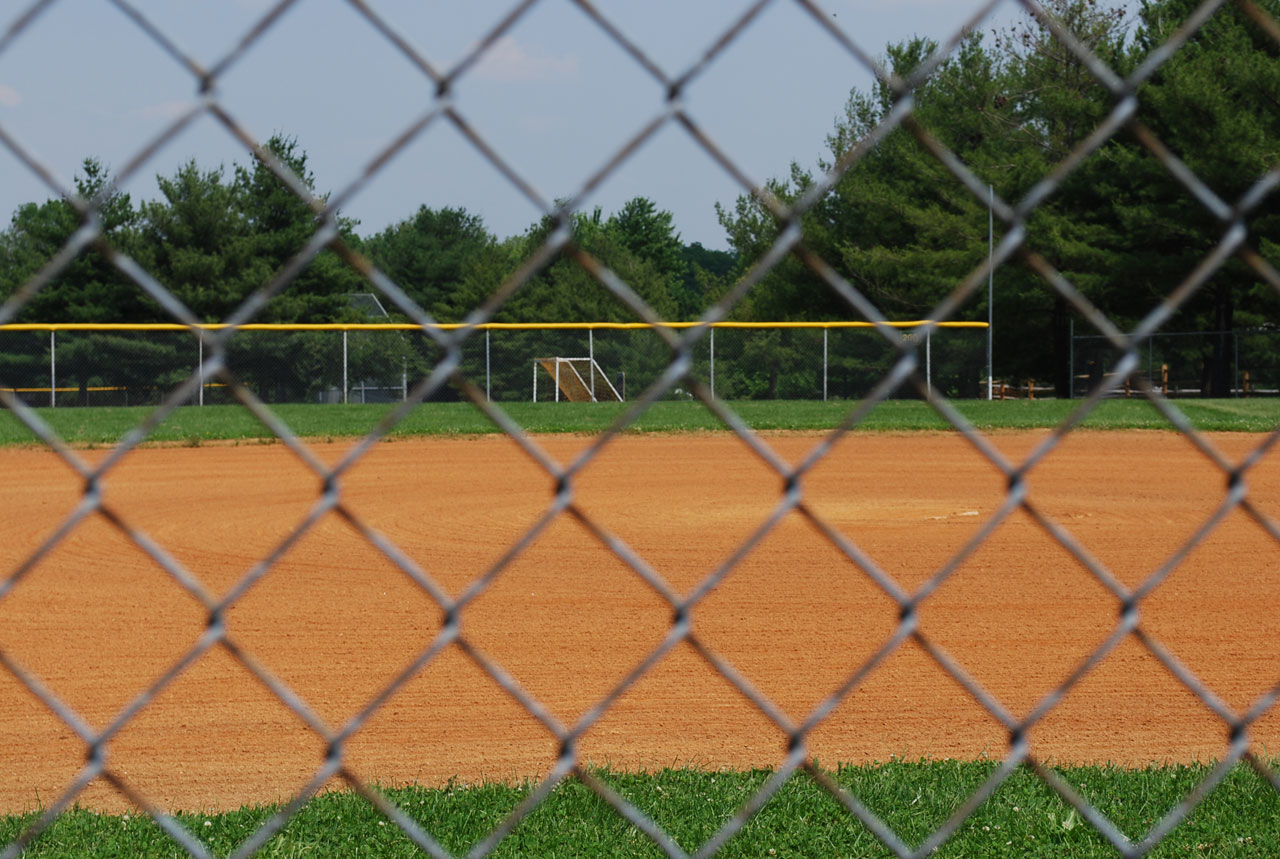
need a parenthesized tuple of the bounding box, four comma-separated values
(532, 357, 623, 402)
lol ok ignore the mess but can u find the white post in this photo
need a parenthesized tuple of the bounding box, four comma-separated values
(342, 330, 348, 405)
(533, 361, 537, 402)
(555, 358, 560, 403)
(588, 329, 595, 402)
(823, 328, 828, 402)
(988, 183, 994, 401)
(486, 329, 491, 402)
(926, 329, 932, 401)
(198, 336, 204, 406)
(49, 330, 55, 408)
(710, 327, 716, 399)
(402, 360, 407, 402)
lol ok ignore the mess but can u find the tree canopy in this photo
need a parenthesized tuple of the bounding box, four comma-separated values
(1, 0, 1275, 399)
(716, 0, 1279, 395)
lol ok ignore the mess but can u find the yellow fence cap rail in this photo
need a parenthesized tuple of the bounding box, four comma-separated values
(0, 320, 988, 332)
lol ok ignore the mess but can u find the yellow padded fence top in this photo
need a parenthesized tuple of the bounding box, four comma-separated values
(0, 321, 988, 332)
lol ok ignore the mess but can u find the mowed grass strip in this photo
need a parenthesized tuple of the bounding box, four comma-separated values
(2, 762, 1278, 857)
(0, 398, 1277, 446)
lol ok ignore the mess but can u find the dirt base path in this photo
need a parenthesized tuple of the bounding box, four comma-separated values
(2, 430, 1279, 813)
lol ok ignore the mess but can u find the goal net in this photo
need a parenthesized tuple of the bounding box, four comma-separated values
(533, 357, 623, 402)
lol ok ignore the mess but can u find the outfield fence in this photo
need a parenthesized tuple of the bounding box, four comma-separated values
(1071, 327, 1280, 398)
(2, 0, 1280, 857)
(0, 322, 988, 408)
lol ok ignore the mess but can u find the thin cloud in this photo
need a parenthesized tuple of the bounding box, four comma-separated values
(135, 100, 198, 120)
(0, 84, 20, 108)
(473, 35, 578, 83)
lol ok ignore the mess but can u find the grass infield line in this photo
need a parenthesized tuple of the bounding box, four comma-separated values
(0, 399, 1277, 447)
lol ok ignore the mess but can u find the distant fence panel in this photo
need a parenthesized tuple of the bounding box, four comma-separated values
(1071, 328, 1280, 397)
(0, 323, 988, 406)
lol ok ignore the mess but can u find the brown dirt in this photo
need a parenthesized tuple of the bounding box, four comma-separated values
(1, 429, 1279, 813)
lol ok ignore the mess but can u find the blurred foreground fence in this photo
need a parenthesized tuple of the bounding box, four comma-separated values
(3, 0, 1280, 855)
(0, 321, 988, 407)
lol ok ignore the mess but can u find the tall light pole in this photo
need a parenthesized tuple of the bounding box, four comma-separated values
(987, 184, 994, 401)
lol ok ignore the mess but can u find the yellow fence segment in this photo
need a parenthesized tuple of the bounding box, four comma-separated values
(0, 320, 988, 332)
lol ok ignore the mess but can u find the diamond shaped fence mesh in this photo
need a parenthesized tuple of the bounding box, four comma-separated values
(1, 0, 1280, 856)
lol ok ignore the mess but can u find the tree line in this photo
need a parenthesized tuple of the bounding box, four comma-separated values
(718, 0, 1279, 396)
(1, 0, 1277, 398)
(0, 137, 736, 326)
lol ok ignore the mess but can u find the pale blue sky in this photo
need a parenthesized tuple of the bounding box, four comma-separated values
(0, 0, 1062, 250)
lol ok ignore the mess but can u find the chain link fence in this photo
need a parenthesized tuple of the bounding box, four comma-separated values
(0, 323, 988, 406)
(1072, 327, 1280, 397)
(1, 0, 1279, 856)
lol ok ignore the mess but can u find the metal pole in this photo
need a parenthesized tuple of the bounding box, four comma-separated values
(589, 329, 595, 402)
(486, 329, 491, 402)
(342, 331, 348, 405)
(987, 184, 994, 401)
(1068, 318, 1074, 400)
(199, 336, 204, 406)
(926, 330, 932, 401)
(1234, 331, 1240, 398)
(823, 328, 828, 402)
(710, 328, 716, 399)
(555, 358, 560, 403)
(533, 360, 537, 402)
(50, 330, 55, 408)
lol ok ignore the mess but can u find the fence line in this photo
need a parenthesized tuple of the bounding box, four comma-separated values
(0, 322, 989, 408)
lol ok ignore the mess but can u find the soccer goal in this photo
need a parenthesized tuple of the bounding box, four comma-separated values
(533, 357, 623, 402)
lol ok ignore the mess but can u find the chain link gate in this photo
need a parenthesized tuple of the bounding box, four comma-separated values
(2, 0, 1280, 856)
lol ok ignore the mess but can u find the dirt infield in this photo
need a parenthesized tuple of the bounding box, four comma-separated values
(2, 429, 1279, 813)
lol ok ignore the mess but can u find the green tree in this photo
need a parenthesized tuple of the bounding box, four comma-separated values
(1, 158, 152, 322)
(499, 204, 680, 323)
(607, 197, 691, 317)
(228, 134, 365, 322)
(715, 2, 1144, 396)
(138, 159, 250, 320)
(363, 205, 500, 321)
(1114, 0, 1280, 395)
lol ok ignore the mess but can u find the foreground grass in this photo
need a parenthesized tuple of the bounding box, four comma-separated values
(0, 398, 1277, 447)
(3, 762, 1278, 857)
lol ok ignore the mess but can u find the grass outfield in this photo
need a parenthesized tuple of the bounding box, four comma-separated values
(3, 762, 1278, 857)
(0, 398, 1277, 446)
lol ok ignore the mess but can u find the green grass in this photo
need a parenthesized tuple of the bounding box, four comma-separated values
(0, 398, 1277, 447)
(3, 762, 1278, 857)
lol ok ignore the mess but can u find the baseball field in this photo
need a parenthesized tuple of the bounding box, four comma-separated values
(3, 401, 1280, 854)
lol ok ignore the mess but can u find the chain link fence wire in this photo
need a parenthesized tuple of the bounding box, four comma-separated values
(1072, 327, 1280, 397)
(1, 0, 1279, 855)
(0, 323, 988, 406)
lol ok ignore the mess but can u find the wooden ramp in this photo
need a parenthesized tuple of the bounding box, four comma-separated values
(535, 358, 623, 402)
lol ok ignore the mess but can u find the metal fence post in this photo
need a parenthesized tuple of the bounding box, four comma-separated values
(342, 330, 348, 405)
(198, 335, 204, 407)
(926, 330, 932, 400)
(486, 328, 491, 402)
(1234, 331, 1240, 397)
(823, 328, 828, 402)
(589, 328, 595, 402)
(710, 327, 715, 400)
(49, 330, 55, 408)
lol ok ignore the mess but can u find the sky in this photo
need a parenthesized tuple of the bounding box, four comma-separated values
(0, 0, 1055, 250)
